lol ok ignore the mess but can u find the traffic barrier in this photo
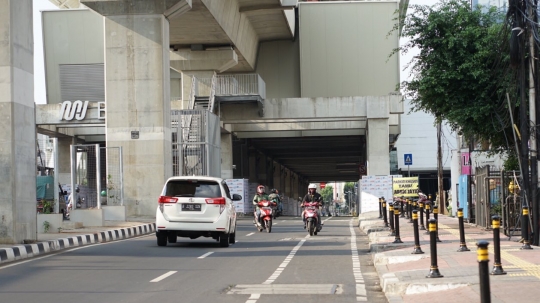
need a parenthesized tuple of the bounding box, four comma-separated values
(389, 203, 395, 236)
(426, 218, 443, 278)
(419, 200, 426, 230)
(382, 199, 388, 227)
(408, 199, 414, 223)
(490, 215, 506, 275)
(393, 208, 403, 243)
(457, 207, 470, 252)
(477, 240, 491, 303)
(433, 205, 441, 242)
(412, 210, 424, 254)
(400, 196, 405, 217)
(521, 206, 533, 250)
(424, 202, 431, 234)
(379, 197, 383, 219)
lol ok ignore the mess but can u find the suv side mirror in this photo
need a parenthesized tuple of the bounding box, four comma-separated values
(232, 194, 242, 201)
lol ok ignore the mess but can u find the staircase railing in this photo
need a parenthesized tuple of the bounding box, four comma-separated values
(183, 76, 197, 142)
(208, 74, 217, 113)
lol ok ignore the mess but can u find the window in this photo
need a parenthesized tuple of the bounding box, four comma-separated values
(165, 180, 222, 198)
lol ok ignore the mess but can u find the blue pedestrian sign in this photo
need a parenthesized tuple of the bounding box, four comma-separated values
(404, 154, 413, 166)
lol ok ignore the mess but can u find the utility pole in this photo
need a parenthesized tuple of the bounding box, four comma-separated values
(437, 121, 445, 214)
(527, 2, 538, 246)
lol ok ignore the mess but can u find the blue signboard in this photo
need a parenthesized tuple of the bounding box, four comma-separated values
(404, 154, 413, 165)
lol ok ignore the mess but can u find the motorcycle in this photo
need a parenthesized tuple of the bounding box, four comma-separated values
(254, 200, 276, 233)
(303, 201, 322, 236)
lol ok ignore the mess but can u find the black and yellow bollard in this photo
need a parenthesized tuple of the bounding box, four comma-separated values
(457, 207, 470, 252)
(412, 210, 424, 254)
(382, 199, 389, 227)
(477, 240, 491, 303)
(400, 196, 405, 217)
(419, 200, 426, 230)
(388, 203, 395, 236)
(426, 218, 443, 278)
(393, 208, 403, 243)
(405, 199, 410, 219)
(490, 215, 506, 275)
(433, 205, 441, 242)
(378, 197, 383, 219)
(521, 206, 533, 250)
(408, 199, 414, 223)
(424, 202, 431, 234)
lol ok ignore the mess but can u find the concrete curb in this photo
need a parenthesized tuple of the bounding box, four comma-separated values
(0, 223, 156, 265)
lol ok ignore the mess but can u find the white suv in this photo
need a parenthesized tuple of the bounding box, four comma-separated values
(155, 176, 241, 247)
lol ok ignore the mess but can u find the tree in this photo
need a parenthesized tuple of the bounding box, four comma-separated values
(392, 0, 515, 152)
(320, 185, 333, 205)
(344, 182, 356, 204)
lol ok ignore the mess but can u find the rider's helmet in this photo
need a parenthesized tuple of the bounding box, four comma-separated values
(257, 185, 265, 194)
(271, 188, 277, 194)
(308, 183, 317, 194)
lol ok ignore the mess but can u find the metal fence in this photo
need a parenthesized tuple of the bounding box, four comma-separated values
(71, 144, 101, 208)
(172, 109, 221, 177)
(215, 74, 266, 99)
(474, 166, 503, 228)
(103, 146, 124, 206)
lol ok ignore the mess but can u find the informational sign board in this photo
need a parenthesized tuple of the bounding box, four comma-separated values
(225, 179, 249, 213)
(404, 154, 413, 165)
(392, 177, 419, 197)
(359, 176, 394, 214)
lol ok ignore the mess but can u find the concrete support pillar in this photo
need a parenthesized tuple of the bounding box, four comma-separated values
(273, 163, 281, 192)
(0, 0, 36, 243)
(104, 15, 172, 217)
(248, 150, 257, 184)
(284, 169, 291, 199)
(221, 133, 233, 179)
(366, 118, 390, 175)
(57, 137, 75, 185)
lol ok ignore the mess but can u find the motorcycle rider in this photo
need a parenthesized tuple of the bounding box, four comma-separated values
(301, 184, 323, 230)
(268, 188, 282, 216)
(253, 185, 269, 227)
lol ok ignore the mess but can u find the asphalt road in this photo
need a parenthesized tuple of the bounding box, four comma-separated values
(0, 217, 386, 303)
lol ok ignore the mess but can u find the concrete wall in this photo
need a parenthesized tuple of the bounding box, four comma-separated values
(256, 39, 301, 98)
(394, 99, 457, 171)
(299, 2, 400, 98)
(0, 0, 37, 243)
(42, 10, 104, 104)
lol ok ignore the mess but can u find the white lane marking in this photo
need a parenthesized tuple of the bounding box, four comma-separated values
(0, 234, 153, 270)
(246, 233, 255, 237)
(150, 271, 177, 282)
(262, 235, 309, 285)
(245, 293, 260, 303)
(350, 220, 367, 301)
(281, 220, 286, 222)
(198, 252, 214, 259)
(273, 223, 278, 226)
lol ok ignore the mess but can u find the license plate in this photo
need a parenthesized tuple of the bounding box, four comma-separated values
(182, 204, 201, 211)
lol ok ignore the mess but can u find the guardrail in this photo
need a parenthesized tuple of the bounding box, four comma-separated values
(215, 74, 266, 100)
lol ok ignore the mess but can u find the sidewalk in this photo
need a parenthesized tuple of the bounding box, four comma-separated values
(0, 218, 156, 265)
(358, 211, 540, 303)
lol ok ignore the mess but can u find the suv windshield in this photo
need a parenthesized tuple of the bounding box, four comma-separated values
(165, 180, 221, 198)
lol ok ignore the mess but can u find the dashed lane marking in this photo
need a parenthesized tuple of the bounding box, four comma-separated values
(350, 220, 367, 302)
(150, 271, 177, 282)
(197, 252, 213, 259)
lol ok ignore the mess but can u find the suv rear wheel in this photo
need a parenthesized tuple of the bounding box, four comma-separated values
(219, 233, 230, 247)
(229, 226, 236, 244)
(157, 232, 167, 247)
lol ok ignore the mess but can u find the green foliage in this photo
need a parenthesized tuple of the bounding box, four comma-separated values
(344, 182, 356, 203)
(43, 221, 50, 233)
(320, 186, 334, 204)
(42, 200, 53, 214)
(503, 151, 519, 171)
(392, 0, 515, 152)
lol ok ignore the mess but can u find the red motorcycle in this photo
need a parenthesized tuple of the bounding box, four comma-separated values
(254, 200, 276, 233)
(303, 201, 322, 236)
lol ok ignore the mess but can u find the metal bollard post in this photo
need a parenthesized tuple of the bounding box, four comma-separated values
(408, 199, 414, 223)
(389, 203, 395, 236)
(400, 196, 405, 217)
(393, 208, 403, 243)
(405, 199, 410, 219)
(378, 197, 383, 219)
(521, 206, 533, 250)
(426, 218, 443, 278)
(433, 205, 441, 242)
(409, 200, 416, 223)
(424, 202, 431, 234)
(477, 240, 491, 303)
(419, 200, 426, 230)
(382, 199, 388, 227)
(412, 210, 424, 254)
(490, 215, 506, 275)
(457, 208, 470, 252)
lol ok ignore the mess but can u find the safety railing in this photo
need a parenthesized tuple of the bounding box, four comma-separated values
(215, 74, 266, 100)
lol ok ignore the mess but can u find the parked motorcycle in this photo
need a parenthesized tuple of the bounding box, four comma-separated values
(303, 201, 322, 236)
(254, 200, 276, 233)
